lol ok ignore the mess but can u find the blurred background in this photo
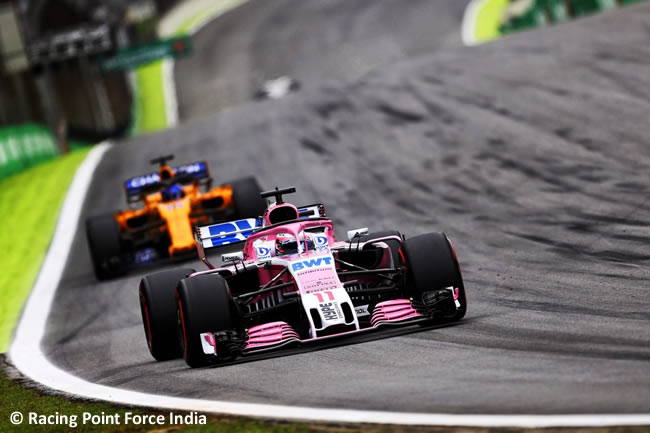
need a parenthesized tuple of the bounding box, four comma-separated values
(0, 0, 187, 176)
(1, 0, 645, 180)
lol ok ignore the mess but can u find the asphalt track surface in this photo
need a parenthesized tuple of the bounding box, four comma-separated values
(175, 0, 468, 119)
(43, 1, 649, 415)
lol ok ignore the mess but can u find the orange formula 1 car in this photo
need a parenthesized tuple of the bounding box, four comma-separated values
(85, 155, 266, 279)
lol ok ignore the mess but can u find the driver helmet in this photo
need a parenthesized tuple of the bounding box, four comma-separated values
(275, 233, 316, 255)
(161, 183, 184, 202)
(275, 233, 298, 256)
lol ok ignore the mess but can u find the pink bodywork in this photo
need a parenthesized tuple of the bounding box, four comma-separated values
(370, 299, 423, 326)
(245, 322, 301, 349)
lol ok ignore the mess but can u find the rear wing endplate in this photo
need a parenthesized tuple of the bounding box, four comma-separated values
(197, 218, 260, 248)
(195, 218, 260, 268)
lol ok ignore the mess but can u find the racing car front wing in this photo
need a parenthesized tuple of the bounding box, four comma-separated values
(199, 298, 431, 359)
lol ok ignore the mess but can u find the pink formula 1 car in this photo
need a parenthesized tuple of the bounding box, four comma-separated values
(139, 187, 467, 368)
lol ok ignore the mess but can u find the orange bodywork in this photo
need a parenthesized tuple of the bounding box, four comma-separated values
(115, 180, 234, 256)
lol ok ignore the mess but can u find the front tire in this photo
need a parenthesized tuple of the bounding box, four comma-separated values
(401, 232, 466, 321)
(139, 268, 195, 361)
(230, 177, 266, 219)
(86, 214, 124, 280)
(176, 274, 235, 368)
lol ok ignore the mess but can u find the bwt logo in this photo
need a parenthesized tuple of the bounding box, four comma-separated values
(291, 256, 332, 271)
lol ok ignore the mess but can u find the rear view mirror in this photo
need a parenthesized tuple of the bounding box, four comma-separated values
(346, 227, 369, 241)
(221, 251, 244, 262)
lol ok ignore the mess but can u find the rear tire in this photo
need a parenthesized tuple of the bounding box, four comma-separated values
(176, 274, 235, 368)
(139, 268, 195, 361)
(230, 177, 265, 219)
(86, 214, 123, 280)
(401, 232, 466, 321)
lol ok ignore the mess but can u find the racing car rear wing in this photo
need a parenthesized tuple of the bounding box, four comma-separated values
(194, 218, 260, 268)
(197, 218, 260, 249)
(124, 161, 210, 200)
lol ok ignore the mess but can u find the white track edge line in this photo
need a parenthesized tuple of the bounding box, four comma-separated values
(7, 9, 650, 431)
(461, 0, 484, 46)
(161, 59, 178, 128)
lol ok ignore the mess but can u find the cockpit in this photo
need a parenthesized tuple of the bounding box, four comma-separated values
(253, 229, 330, 259)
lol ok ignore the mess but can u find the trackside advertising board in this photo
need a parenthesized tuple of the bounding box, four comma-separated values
(102, 35, 192, 71)
(0, 123, 58, 179)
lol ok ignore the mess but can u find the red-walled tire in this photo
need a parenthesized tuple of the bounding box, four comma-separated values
(139, 268, 195, 361)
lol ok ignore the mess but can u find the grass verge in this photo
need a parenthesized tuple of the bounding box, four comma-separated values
(471, 0, 510, 44)
(133, 60, 168, 134)
(0, 147, 91, 352)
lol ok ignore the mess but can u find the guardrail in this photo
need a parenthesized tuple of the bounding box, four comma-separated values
(500, 0, 647, 34)
(0, 123, 59, 180)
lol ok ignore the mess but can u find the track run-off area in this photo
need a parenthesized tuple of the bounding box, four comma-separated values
(10, 0, 650, 428)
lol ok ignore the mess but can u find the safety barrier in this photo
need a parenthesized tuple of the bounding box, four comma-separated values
(0, 123, 59, 180)
(500, 0, 648, 34)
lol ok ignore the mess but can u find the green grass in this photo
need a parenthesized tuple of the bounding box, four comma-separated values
(133, 60, 168, 134)
(471, 0, 510, 44)
(1, 370, 162, 433)
(0, 147, 91, 352)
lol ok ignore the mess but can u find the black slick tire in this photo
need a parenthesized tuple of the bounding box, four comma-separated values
(86, 214, 124, 280)
(230, 177, 266, 219)
(176, 273, 234, 368)
(401, 232, 467, 320)
(139, 268, 195, 361)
